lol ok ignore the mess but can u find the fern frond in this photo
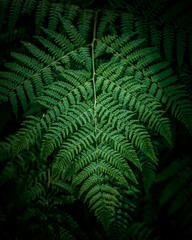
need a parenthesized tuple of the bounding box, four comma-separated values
(96, 61, 172, 145)
(121, 13, 135, 35)
(159, 0, 191, 24)
(22, 0, 37, 15)
(158, 161, 191, 206)
(41, 102, 93, 159)
(97, 94, 157, 163)
(19, 182, 46, 204)
(1, 5, 192, 233)
(61, 18, 86, 47)
(142, 158, 157, 194)
(56, 124, 95, 167)
(35, 0, 50, 35)
(176, 30, 187, 68)
(73, 161, 121, 230)
(78, 9, 94, 39)
(41, 27, 74, 54)
(168, 181, 192, 215)
(97, 10, 118, 38)
(97, 34, 192, 135)
(63, 4, 79, 22)
(8, 0, 24, 35)
(127, 222, 159, 240)
(0, 28, 83, 114)
(108, 184, 139, 240)
(163, 26, 174, 62)
(48, 3, 64, 31)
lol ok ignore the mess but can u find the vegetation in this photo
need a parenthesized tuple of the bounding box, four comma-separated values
(0, 0, 192, 239)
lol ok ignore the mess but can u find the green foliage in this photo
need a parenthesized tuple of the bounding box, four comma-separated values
(0, 0, 192, 239)
(0, 136, 86, 240)
(128, 152, 192, 240)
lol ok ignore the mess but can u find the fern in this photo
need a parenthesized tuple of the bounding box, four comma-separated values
(156, 155, 192, 207)
(0, 1, 192, 237)
(0, 0, 66, 38)
(22, 0, 37, 15)
(127, 222, 160, 240)
(120, 0, 192, 69)
(48, 3, 64, 32)
(35, 0, 50, 35)
(107, 184, 139, 239)
(0, 136, 86, 240)
(8, 0, 24, 35)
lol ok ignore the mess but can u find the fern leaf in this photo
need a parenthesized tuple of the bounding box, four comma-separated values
(78, 9, 94, 39)
(121, 13, 134, 35)
(48, 3, 63, 31)
(168, 181, 192, 215)
(8, 0, 24, 35)
(35, 0, 49, 35)
(176, 30, 186, 68)
(22, 0, 37, 15)
(96, 62, 172, 144)
(61, 18, 86, 47)
(41, 102, 93, 159)
(97, 10, 118, 38)
(42, 28, 74, 53)
(163, 26, 174, 62)
(108, 184, 139, 240)
(159, 169, 191, 205)
(142, 158, 157, 194)
(9, 91, 18, 117)
(63, 4, 79, 22)
(16, 85, 28, 111)
(150, 24, 161, 47)
(1, 6, 192, 232)
(97, 95, 157, 163)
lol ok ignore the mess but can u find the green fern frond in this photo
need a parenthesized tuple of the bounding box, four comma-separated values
(168, 181, 192, 215)
(8, 0, 24, 35)
(22, 0, 37, 15)
(98, 34, 192, 135)
(120, 4, 192, 70)
(61, 18, 86, 47)
(1, 4, 192, 232)
(96, 94, 157, 163)
(127, 222, 159, 240)
(159, 0, 191, 24)
(35, 0, 50, 35)
(97, 10, 118, 38)
(107, 184, 139, 240)
(48, 3, 64, 31)
(63, 4, 79, 22)
(141, 158, 157, 194)
(1, 0, 65, 40)
(0, 28, 80, 114)
(78, 9, 94, 39)
(158, 161, 191, 206)
(41, 102, 93, 159)
(96, 61, 172, 145)
(19, 182, 46, 204)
